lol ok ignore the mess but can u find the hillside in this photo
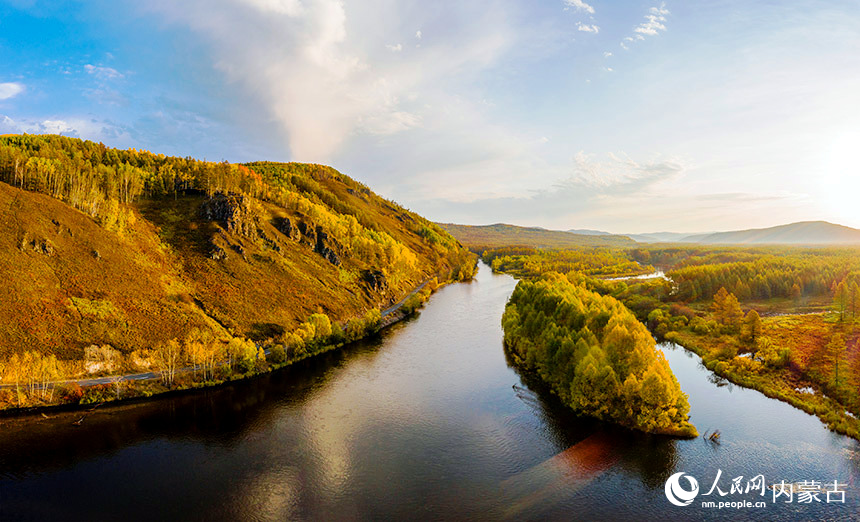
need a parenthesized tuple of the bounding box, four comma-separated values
(625, 231, 708, 243)
(688, 221, 860, 245)
(437, 223, 636, 250)
(0, 135, 475, 363)
(567, 228, 611, 236)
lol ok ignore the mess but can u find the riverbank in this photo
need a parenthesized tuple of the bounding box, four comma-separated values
(666, 328, 860, 440)
(0, 273, 457, 417)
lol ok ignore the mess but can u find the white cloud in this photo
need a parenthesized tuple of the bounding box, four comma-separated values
(563, 0, 594, 15)
(623, 2, 670, 48)
(567, 150, 683, 190)
(603, 51, 612, 57)
(576, 22, 599, 33)
(0, 114, 132, 145)
(0, 82, 25, 100)
(84, 64, 124, 80)
(243, 0, 302, 15)
(140, 0, 514, 162)
(415, 30, 422, 39)
(604, 66, 614, 72)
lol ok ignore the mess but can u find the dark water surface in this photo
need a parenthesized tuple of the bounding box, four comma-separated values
(1, 263, 859, 521)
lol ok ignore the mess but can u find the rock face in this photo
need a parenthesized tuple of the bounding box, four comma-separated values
(275, 217, 296, 240)
(296, 221, 316, 247)
(209, 244, 227, 260)
(32, 238, 55, 256)
(315, 226, 341, 266)
(201, 193, 258, 238)
(204, 194, 341, 266)
(363, 269, 388, 293)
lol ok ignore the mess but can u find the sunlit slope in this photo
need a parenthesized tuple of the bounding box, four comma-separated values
(0, 135, 475, 358)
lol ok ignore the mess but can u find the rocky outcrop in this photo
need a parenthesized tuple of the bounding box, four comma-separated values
(363, 269, 388, 293)
(296, 221, 316, 247)
(209, 244, 227, 260)
(31, 238, 55, 256)
(201, 192, 258, 239)
(274, 215, 341, 265)
(315, 226, 341, 266)
(275, 217, 297, 240)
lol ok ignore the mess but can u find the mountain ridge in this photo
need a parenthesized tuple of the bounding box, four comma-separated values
(437, 222, 636, 250)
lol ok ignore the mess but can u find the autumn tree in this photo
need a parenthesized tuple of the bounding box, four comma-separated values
(826, 333, 846, 387)
(712, 287, 744, 332)
(227, 338, 258, 373)
(834, 281, 848, 322)
(153, 339, 182, 386)
(791, 282, 802, 303)
(850, 282, 860, 322)
(742, 310, 763, 344)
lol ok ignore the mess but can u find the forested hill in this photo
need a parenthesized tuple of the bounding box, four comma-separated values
(438, 223, 636, 250)
(0, 134, 475, 360)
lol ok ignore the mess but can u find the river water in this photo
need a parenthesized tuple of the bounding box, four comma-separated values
(1, 263, 858, 521)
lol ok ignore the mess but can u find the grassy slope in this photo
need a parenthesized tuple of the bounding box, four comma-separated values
(1, 153, 473, 360)
(438, 223, 636, 250)
(1, 183, 217, 359)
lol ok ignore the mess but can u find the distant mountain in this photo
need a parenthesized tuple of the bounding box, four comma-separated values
(625, 232, 707, 243)
(567, 228, 611, 236)
(689, 221, 860, 245)
(437, 223, 636, 250)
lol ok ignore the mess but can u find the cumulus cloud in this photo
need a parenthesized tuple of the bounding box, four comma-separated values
(0, 113, 132, 144)
(563, 0, 595, 15)
(635, 3, 670, 36)
(622, 2, 670, 49)
(576, 22, 599, 33)
(0, 82, 25, 100)
(140, 0, 513, 161)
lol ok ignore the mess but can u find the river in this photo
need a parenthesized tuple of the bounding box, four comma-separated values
(0, 262, 858, 520)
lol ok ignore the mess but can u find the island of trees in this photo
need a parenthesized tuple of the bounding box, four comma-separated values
(502, 273, 697, 437)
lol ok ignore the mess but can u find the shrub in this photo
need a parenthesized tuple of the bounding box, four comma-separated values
(268, 344, 286, 365)
(58, 382, 85, 403)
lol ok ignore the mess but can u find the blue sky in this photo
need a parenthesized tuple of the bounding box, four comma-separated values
(2, 0, 860, 233)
